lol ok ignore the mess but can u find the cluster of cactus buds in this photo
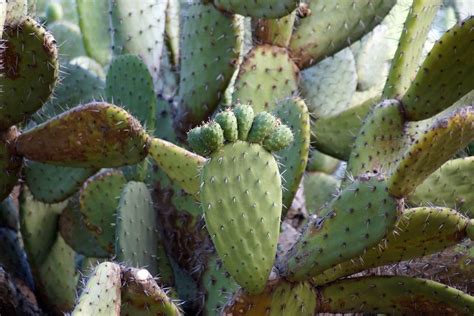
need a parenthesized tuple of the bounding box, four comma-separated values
(0, 0, 473, 315)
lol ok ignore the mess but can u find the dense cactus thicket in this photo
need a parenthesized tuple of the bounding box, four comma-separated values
(0, 0, 473, 315)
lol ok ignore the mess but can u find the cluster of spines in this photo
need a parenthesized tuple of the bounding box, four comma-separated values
(187, 104, 294, 155)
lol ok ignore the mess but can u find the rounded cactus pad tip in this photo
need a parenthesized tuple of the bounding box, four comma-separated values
(187, 104, 293, 156)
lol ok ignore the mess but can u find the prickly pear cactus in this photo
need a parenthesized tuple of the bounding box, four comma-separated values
(0, 0, 473, 315)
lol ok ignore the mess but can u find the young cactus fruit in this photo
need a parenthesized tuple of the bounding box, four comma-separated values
(187, 105, 293, 294)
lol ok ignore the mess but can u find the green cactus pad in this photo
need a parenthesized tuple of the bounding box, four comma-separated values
(201, 141, 282, 294)
(290, 0, 396, 69)
(37, 235, 79, 313)
(234, 104, 255, 140)
(0, 17, 59, 129)
(48, 21, 86, 62)
(109, 0, 167, 83)
(106, 54, 156, 131)
(0, 127, 21, 201)
(314, 207, 470, 285)
(116, 181, 159, 276)
(215, 110, 238, 143)
(312, 89, 380, 160)
(223, 280, 316, 316)
(16, 102, 150, 168)
(149, 138, 206, 197)
(274, 98, 310, 210)
(307, 150, 340, 174)
(72, 262, 121, 315)
(0, 228, 34, 288)
(76, 0, 112, 65)
(280, 174, 401, 281)
(408, 157, 474, 218)
(347, 99, 405, 176)
(213, 0, 298, 18)
(79, 170, 126, 255)
(33, 62, 105, 123)
(232, 45, 299, 113)
(402, 16, 474, 120)
(383, 0, 442, 99)
(25, 161, 96, 204)
(121, 267, 181, 315)
(304, 172, 340, 215)
(70, 56, 106, 80)
(20, 187, 67, 266)
(253, 11, 296, 47)
(187, 127, 208, 156)
(59, 197, 110, 258)
(388, 106, 474, 197)
(247, 112, 277, 143)
(318, 276, 474, 314)
(300, 48, 357, 117)
(202, 254, 239, 315)
(177, 1, 242, 130)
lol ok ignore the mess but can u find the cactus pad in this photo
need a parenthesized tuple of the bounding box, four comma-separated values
(25, 161, 96, 204)
(16, 102, 150, 168)
(121, 267, 181, 315)
(0, 127, 21, 200)
(280, 174, 401, 281)
(106, 54, 156, 131)
(76, 0, 111, 65)
(388, 106, 474, 197)
(383, 0, 442, 99)
(149, 138, 206, 197)
(314, 207, 470, 285)
(274, 98, 310, 210)
(232, 45, 299, 113)
(402, 16, 474, 120)
(318, 276, 474, 314)
(408, 157, 474, 217)
(201, 141, 282, 293)
(0, 17, 59, 129)
(80, 170, 127, 254)
(290, 0, 396, 69)
(177, 1, 242, 130)
(109, 0, 167, 83)
(72, 262, 121, 315)
(115, 181, 159, 276)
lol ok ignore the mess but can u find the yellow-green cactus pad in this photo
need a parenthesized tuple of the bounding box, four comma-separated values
(0, 17, 59, 129)
(16, 102, 150, 168)
(402, 16, 474, 120)
(388, 106, 474, 197)
(72, 262, 121, 316)
(232, 45, 299, 113)
(149, 138, 206, 197)
(383, 0, 442, 99)
(201, 141, 282, 294)
(408, 157, 474, 218)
